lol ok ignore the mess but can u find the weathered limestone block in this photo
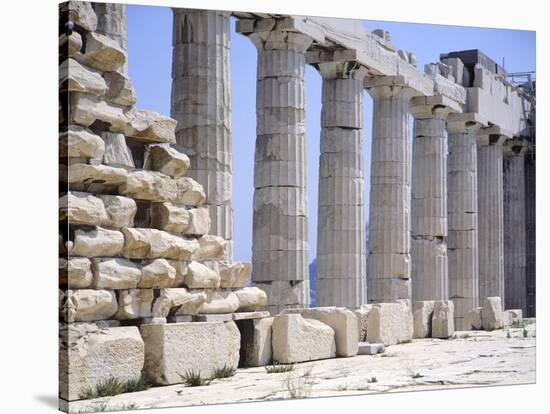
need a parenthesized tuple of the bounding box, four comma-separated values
(144, 145, 190, 177)
(163, 288, 207, 316)
(168, 260, 189, 287)
(508, 309, 523, 325)
(60, 31, 83, 58)
(413, 300, 435, 338)
(122, 228, 199, 260)
(70, 226, 124, 257)
(255, 280, 309, 308)
(139, 259, 176, 288)
(59, 257, 92, 288)
(120, 171, 205, 205)
(59, 324, 144, 401)
(219, 261, 252, 288)
(125, 108, 177, 144)
(115, 289, 154, 319)
(465, 307, 483, 330)
(357, 342, 386, 355)
(234, 287, 268, 312)
(199, 290, 239, 314)
(292, 307, 359, 357)
(185, 261, 220, 289)
(140, 321, 240, 385)
(59, 191, 108, 226)
(192, 235, 229, 261)
(103, 71, 136, 107)
(60, 1, 98, 32)
(150, 202, 189, 233)
(59, 59, 107, 96)
(65, 289, 118, 322)
(98, 195, 136, 228)
(91, 257, 141, 289)
(237, 317, 273, 367)
(502, 310, 512, 328)
(61, 162, 128, 186)
(366, 303, 413, 346)
(69, 92, 126, 131)
(353, 304, 373, 342)
(77, 31, 126, 72)
(186, 207, 211, 236)
(431, 300, 455, 338)
(481, 296, 503, 330)
(272, 314, 336, 363)
(59, 126, 105, 159)
(100, 132, 135, 168)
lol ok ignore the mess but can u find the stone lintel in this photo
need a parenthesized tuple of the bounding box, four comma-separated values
(447, 112, 487, 134)
(236, 16, 325, 44)
(306, 48, 357, 65)
(503, 138, 529, 157)
(410, 95, 461, 119)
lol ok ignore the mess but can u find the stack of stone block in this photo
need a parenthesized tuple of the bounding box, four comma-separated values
(58, 2, 266, 401)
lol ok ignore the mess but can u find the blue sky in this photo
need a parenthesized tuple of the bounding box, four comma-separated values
(126, 5, 535, 263)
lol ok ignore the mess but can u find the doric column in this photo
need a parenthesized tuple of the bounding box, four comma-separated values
(237, 19, 313, 314)
(409, 98, 450, 303)
(171, 10, 233, 255)
(525, 147, 536, 317)
(365, 76, 415, 306)
(503, 139, 528, 313)
(477, 127, 506, 302)
(447, 114, 481, 330)
(309, 52, 368, 308)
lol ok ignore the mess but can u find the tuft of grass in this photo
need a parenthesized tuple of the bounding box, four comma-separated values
(336, 385, 348, 391)
(523, 328, 528, 338)
(411, 372, 424, 379)
(284, 371, 312, 399)
(506, 330, 511, 339)
(212, 364, 237, 379)
(121, 402, 138, 411)
(265, 362, 295, 374)
(80, 377, 125, 399)
(484, 326, 495, 332)
(124, 376, 150, 393)
(368, 376, 378, 383)
(398, 339, 412, 344)
(179, 370, 211, 387)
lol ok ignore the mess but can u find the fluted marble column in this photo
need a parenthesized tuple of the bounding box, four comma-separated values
(238, 21, 313, 314)
(410, 98, 450, 303)
(447, 114, 481, 330)
(312, 58, 367, 308)
(525, 147, 536, 317)
(365, 77, 415, 306)
(503, 139, 528, 313)
(477, 128, 506, 302)
(171, 9, 233, 256)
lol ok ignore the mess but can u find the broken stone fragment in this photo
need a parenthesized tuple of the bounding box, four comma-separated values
(59, 324, 144, 401)
(140, 321, 240, 386)
(125, 108, 177, 143)
(122, 227, 200, 260)
(91, 257, 141, 289)
(199, 290, 239, 314)
(465, 307, 483, 330)
(431, 300, 455, 338)
(59, 191, 108, 226)
(119, 171, 205, 205)
(98, 194, 136, 228)
(192, 235, 229, 261)
(234, 287, 268, 312)
(115, 289, 154, 320)
(353, 304, 373, 342)
(219, 261, 252, 288)
(76, 31, 126, 72)
(186, 206, 211, 235)
(59, 31, 82, 58)
(70, 226, 124, 257)
(144, 145, 190, 177)
(60, 1, 98, 32)
(59, 257, 93, 288)
(272, 314, 336, 364)
(139, 258, 176, 288)
(60, 163, 128, 186)
(59, 126, 105, 159)
(366, 302, 413, 346)
(59, 59, 107, 96)
(413, 300, 435, 338)
(150, 202, 190, 233)
(161, 288, 207, 316)
(184, 261, 220, 289)
(69, 92, 127, 131)
(103, 71, 136, 107)
(237, 317, 274, 367)
(100, 132, 135, 168)
(65, 289, 118, 323)
(481, 296, 503, 330)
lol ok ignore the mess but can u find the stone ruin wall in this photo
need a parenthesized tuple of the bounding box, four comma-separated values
(58, 1, 535, 405)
